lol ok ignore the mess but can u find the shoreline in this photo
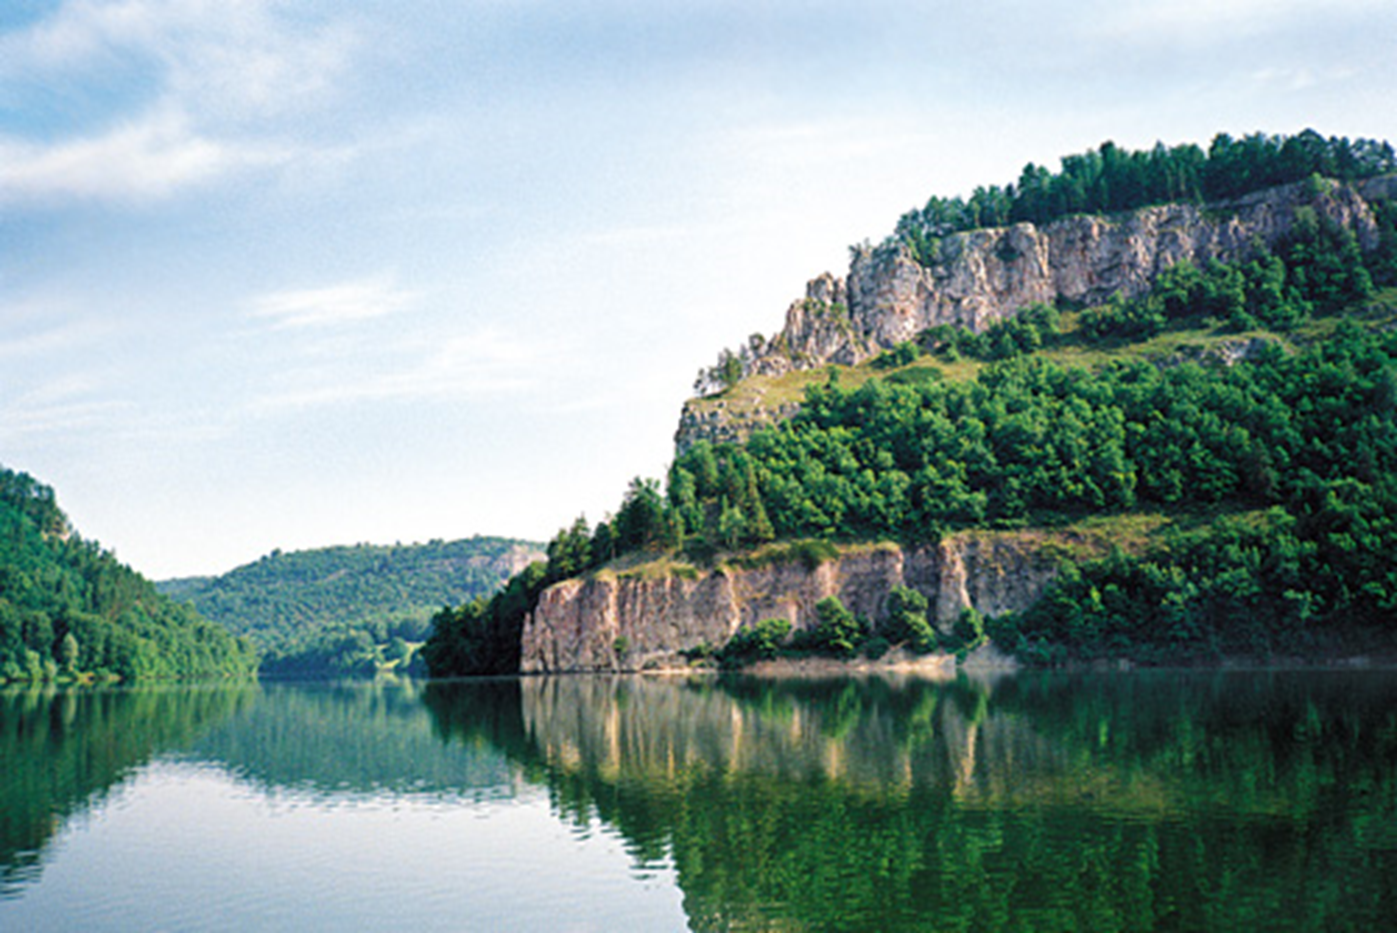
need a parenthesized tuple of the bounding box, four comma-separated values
(529, 640, 1397, 679)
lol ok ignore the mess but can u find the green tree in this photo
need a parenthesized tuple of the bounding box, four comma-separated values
(616, 477, 670, 553)
(717, 617, 792, 666)
(881, 586, 936, 653)
(806, 597, 863, 658)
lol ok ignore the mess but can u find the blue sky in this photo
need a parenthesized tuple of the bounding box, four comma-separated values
(2, 0, 1394, 578)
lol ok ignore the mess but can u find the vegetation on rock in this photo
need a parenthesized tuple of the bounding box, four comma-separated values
(892, 130, 1396, 264)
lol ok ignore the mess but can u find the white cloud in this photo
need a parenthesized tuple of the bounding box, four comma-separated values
(0, 109, 290, 204)
(0, 298, 112, 357)
(249, 276, 419, 329)
(0, 375, 130, 439)
(0, 1, 357, 204)
(246, 325, 544, 412)
(0, 0, 356, 114)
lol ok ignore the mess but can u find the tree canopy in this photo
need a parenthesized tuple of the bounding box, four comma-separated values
(166, 537, 540, 678)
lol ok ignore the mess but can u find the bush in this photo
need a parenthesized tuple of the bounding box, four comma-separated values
(949, 607, 987, 652)
(717, 618, 793, 667)
(874, 341, 922, 369)
(880, 586, 937, 653)
(862, 637, 892, 660)
(803, 597, 864, 658)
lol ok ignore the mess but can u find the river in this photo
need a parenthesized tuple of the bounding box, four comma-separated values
(2, 669, 1395, 931)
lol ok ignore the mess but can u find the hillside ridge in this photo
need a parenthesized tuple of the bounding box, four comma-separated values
(165, 536, 543, 676)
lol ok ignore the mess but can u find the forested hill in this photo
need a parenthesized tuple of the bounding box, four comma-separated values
(162, 537, 542, 677)
(0, 467, 257, 683)
(424, 129, 1397, 675)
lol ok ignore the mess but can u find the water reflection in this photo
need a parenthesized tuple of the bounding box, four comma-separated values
(0, 684, 256, 895)
(426, 671, 1397, 932)
(4, 671, 1397, 931)
(0, 679, 523, 901)
(190, 680, 518, 801)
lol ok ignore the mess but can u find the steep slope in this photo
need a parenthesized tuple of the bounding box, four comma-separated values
(0, 466, 257, 683)
(682, 175, 1396, 449)
(523, 533, 1064, 673)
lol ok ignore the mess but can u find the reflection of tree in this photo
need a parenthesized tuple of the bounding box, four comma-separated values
(0, 685, 254, 895)
(418, 679, 533, 765)
(191, 680, 516, 799)
(423, 671, 1397, 932)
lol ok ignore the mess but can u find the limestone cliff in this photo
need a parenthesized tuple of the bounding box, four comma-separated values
(750, 177, 1385, 379)
(521, 534, 1057, 673)
(677, 176, 1391, 452)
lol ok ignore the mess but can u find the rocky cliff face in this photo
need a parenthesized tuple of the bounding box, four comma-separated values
(521, 535, 1055, 673)
(675, 177, 1390, 452)
(674, 397, 802, 451)
(733, 177, 1386, 383)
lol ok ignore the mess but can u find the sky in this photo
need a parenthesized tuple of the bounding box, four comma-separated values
(1, 0, 1394, 580)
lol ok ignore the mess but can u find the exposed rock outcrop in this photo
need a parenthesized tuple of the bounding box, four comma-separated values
(677, 177, 1390, 452)
(746, 178, 1382, 380)
(674, 398, 802, 451)
(934, 535, 1060, 625)
(521, 535, 1056, 673)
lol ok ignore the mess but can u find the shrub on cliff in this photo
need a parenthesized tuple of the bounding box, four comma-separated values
(892, 130, 1396, 252)
(717, 618, 793, 668)
(881, 586, 937, 653)
(791, 597, 866, 659)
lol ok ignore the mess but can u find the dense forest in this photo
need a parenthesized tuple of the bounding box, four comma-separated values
(425, 131, 1397, 675)
(163, 538, 540, 678)
(0, 468, 257, 683)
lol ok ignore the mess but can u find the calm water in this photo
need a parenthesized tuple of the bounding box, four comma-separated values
(2, 671, 1395, 932)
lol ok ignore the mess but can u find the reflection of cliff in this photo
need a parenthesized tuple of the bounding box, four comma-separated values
(427, 672, 1397, 933)
(0, 685, 254, 896)
(518, 675, 1034, 795)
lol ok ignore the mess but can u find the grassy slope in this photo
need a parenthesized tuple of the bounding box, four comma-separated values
(689, 286, 1397, 425)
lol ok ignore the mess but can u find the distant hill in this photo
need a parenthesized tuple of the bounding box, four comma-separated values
(0, 466, 257, 683)
(160, 537, 543, 677)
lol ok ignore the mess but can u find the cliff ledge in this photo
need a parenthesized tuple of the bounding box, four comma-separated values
(522, 532, 1065, 673)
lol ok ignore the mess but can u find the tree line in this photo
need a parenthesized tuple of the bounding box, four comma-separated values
(164, 537, 538, 678)
(894, 129, 1396, 265)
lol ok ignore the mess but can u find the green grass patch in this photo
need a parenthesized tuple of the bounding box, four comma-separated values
(724, 539, 842, 572)
(939, 505, 1275, 567)
(613, 556, 703, 582)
